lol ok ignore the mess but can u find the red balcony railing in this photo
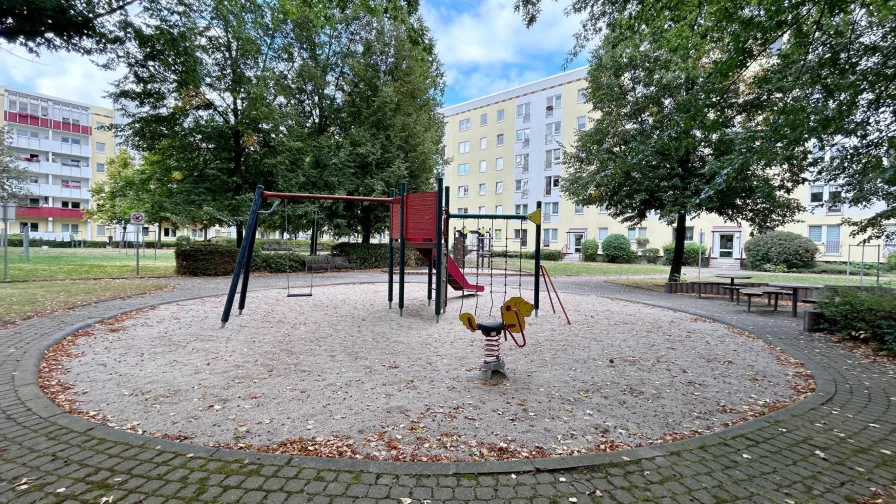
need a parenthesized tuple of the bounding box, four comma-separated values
(4, 111, 92, 136)
(16, 207, 85, 219)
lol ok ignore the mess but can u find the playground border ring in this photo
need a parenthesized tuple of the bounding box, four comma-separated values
(16, 281, 835, 475)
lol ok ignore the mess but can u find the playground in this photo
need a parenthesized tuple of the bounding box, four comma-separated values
(49, 282, 811, 461)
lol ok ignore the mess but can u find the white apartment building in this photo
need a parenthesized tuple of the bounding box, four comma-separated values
(441, 69, 895, 265)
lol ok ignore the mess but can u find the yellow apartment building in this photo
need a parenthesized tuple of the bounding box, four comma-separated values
(441, 69, 895, 267)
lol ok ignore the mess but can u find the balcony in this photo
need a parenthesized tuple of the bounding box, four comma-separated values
(522, 113, 530, 124)
(27, 183, 91, 199)
(824, 240, 842, 255)
(16, 206, 85, 220)
(4, 111, 92, 136)
(827, 204, 842, 214)
(12, 136, 91, 157)
(522, 138, 530, 148)
(521, 188, 529, 200)
(18, 160, 90, 178)
(516, 161, 529, 173)
(542, 214, 558, 223)
(545, 106, 554, 118)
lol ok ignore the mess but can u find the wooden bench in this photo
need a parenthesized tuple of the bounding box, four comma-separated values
(801, 298, 818, 305)
(720, 284, 748, 304)
(741, 288, 789, 313)
(328, 256, 357, 270)
(305, 256, 331, 272)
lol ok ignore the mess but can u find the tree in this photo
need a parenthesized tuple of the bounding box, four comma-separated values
(107, 0, 287, 247)
(0, 126, 30, 202)
(0, 0, 137, 55)
(517, 0, 896, 245)
(544, 0, 807, 281)
(86, 148, 141, 228)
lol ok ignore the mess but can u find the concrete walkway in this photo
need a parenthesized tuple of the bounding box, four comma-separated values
(1, 273, 894, 504)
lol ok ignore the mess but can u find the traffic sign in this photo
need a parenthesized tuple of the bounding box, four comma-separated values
(130, 212, 146, 225)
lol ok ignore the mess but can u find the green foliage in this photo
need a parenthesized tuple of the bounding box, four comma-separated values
(661, 242, 707, 266)
(889, 254, 896, 272)
(643, 247, 660, 264)
(581, 238, 599, 262)
(818, 288, 896, 353)
(174, 244, 238, 276)
(0, 0, 129, 55)
(540, 249, 562, 261)
(174, 235, 192, 246)
(2, 126, 29, 201)
(601, 234, 635, 263)
(330, 243, 424, 269)
(760, 264, 789, 273)
(743, 231, 819, 271)
(252, 251, 305, 273)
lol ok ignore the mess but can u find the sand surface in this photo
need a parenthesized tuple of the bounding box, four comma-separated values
(55, 283, 808, 460)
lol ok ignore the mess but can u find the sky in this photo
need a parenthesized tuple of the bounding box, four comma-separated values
(0, 0, 587, 109)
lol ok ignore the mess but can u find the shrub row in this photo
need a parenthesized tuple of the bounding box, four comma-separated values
(330, 243, 425, 269)
(661, 242, 708, 266)
(2, 234, 177, 249)
(175, 244, 238, 276)
(818, 287, 896, 353)
(489, 248, 561, 261)
(743, 231, 818, 271)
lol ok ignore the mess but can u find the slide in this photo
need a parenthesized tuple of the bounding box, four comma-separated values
(444, 255, 485, 293)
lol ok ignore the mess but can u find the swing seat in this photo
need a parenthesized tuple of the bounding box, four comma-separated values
(476, 320, 505, 333)
(287, 293, 312, 298)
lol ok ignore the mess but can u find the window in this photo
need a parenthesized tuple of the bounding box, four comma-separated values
(163, 228, 177, 238)
(28, 198, 40, 207)
(61, 200, 69, 208)
(20, 222, 38, 233)
(142, 226, 150, 237)
(496, 205, 503, 214)
(828, 185, 842, 211)
(515, 153, 529, 172)
(479, 160, 486, 172)
(458, 185, 469, 197)
(480, 113, 487, 126)
(457, 207, 468, 214)
(514, 204, 528, 215)
(576, 116, 586, 130)
(574, 204, 584, 214)
(96, 142, 105, 152)
(599, 204, 608, 213)
(516, 102, 530, 119)
(96, 122, 106, 131)
(29, 176, 39, 184)
(191, 228, 204, 239)
(477, 207, 486, 215)
(577, 88, 586, 103)
(546, 148, 562, 166)
(627, 227, 647, 239)
(497, 109, 505, 122)
(96, 225, 106, 236)
(458, 141, 470, 154)
(685, 227, 695, 242)
(480, 137, 487, 149)
(808, 225, 823, 243)
(543, 229, 559, 242)
(547, 202, 559, 214)
(215, 229, 222, 236)
(826, 225, 841, 243)
(495, 229, 503, 240)
(516, 128, 530, 145)
(598, 228, 609, 241)
(458, 163, 469, 175)
(544, 175, 561, 196)
(810, 185, 824, 204)
(513, 229, 528, 241)
(496, 157, 504, 171)
(459, 118, 471, 131)
(546, 94, 562, 109)
(515, 179, 528, 192)
(479, 183, 486, 195)
(546, 122, 561, 136)
(61, 223, 80, 234)
(497, 134, 504, 146)
(96, 162, 105, 172)
(495, 181, 503, 194)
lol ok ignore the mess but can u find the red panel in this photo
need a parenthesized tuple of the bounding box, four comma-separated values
(16, 207, 85, 219)
(39, 118, 49, 128)
(390, 191, 437, 241)
(82, 125, 92, 136)
(61, 122, 72, 132)
(52, 120, 61, 130)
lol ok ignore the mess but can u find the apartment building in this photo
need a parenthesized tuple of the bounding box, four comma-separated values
(441, 69, 895, 265)
(2, 87, 115, 241)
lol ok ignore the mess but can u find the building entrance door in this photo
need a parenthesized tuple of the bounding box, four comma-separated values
(568, 233, 584, 254)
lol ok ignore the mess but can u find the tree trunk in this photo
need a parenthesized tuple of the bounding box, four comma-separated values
(310, 219, 318, 256)
(668, 210, 688, 282)
(236, 225, 244, 249)
(203, 227, 208, 241)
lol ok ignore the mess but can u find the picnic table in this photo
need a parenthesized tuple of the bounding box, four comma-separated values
(715, 273, 753, 302)
(768, 282, 824, 317)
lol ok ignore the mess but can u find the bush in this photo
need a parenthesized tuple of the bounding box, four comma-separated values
(582, 239, 598, 262)
(539, 249, 562, 261)
(330, 243, 424, 269)
(175, 235, 193, 246)
(662, 242, 708, 266)
(818, 287, 896, 352)
(252, 251, 305, 273)
(643, 247, 661, 264)
(888, 253, 896, 272)
(601, 234, 636, 263)
(760, 263, 789, 273)
(175, 243, 238, 276)
(743, 231, 818, 271)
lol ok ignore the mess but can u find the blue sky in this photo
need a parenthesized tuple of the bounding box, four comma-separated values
(0, 0, 586, 109)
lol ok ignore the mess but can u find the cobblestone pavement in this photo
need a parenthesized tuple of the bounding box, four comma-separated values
(2, 273, 895, 503)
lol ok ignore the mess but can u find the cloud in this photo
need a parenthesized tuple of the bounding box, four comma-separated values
(421, 0, 586, 104)
(0, 45, 122, 108)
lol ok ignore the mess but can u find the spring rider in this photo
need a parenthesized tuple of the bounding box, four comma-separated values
(460, 297, 534, 380)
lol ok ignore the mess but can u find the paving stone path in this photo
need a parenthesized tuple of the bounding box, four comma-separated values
(1, 273, 895, 504)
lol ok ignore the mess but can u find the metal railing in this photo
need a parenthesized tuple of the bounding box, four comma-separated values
(545, 106, 554, 118)
(522, 113, 530, 123)
(522, 138, 530, 148)
(825, 240, 842, 255)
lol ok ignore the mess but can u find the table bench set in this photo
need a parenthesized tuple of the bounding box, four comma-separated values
(687, 274, 823, 318)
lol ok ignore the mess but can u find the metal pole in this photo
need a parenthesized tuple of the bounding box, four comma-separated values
(2, 224, 7, 282)
(24, 227, 30, 261)
(876, 245, 881, 286)
(847, 245, 851, 277)
(860, 244, 865, 286)
(443, 185, 451, 315)
(398, 182, 407, 316)
(222, 185, 265, 328)
(698, 230, 704, 279)
(534, 201, 542, 316)
(135, 226, 140, 277)
(237, 217, 259, 315)
(434, 178, 444, 320)
(388, 188, 395, 309)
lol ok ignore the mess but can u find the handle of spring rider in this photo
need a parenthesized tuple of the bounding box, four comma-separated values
(503, 306, 527, 348)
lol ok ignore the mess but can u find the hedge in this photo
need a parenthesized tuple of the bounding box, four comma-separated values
(601, 234, 636, 263)
(662, 242, 708, 266)
(330, 243, 425, 269)
(175, 244, 238, 276)
(743, 231, 819, 271)
(818, 287, 896, 352)
(252, 251, 306, 273)
(582, 239, 599, 262)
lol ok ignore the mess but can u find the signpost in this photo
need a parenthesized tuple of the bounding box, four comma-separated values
(698, 229, 705, 279)
(130, 212, 145, 276)
(1, 203, 16, 281)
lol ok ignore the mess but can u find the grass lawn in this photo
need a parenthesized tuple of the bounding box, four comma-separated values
(608, 271, 896, 292)
(1, 247, 176, 281)
(520, 259, 669, 277)
(0, 279, 170, 325)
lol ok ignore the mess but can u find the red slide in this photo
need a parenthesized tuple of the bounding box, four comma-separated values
(444, 255, 485, 292)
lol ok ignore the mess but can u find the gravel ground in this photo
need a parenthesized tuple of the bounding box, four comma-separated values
(55, 283, 807, 461)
